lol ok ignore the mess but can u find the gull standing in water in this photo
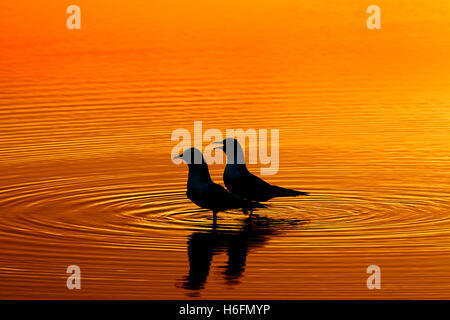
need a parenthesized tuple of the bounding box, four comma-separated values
(214, 138, 309, 202)
(174, 147, 264, 220)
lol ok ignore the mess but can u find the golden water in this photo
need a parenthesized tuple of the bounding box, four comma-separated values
(1, 0, 450, 298)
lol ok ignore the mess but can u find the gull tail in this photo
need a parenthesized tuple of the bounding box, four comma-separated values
(271, 185, 309, 198)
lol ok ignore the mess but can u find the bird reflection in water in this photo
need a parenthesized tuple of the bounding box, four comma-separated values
(178, 215, 304, 294)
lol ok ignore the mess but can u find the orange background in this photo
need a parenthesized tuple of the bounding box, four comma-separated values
(1, 1, 450, 299)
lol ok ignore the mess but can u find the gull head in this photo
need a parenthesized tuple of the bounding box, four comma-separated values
(173, 147, 205, 165)
(213, 137, 239, 154)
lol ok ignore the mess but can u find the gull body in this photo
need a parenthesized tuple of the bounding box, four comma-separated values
(174, 147, 263, 217)
(215, 138, 309, 202)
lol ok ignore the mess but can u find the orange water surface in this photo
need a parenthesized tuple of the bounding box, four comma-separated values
(1, 0, 450, 299)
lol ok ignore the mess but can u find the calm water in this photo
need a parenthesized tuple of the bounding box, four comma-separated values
(1, 1, 450, 299)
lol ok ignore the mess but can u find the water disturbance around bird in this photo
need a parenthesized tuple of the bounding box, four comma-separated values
(1, 0, 450, 299)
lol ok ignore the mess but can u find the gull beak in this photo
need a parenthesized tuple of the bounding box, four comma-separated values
(173, 152, 183, 160)
(213, 140, 224, 150)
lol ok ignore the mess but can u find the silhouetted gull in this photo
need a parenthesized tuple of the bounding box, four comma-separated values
(214, 138, 309, 202)
(174, 147, 264, 218)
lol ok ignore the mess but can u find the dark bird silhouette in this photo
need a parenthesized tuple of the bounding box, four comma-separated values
(174, 147, 264, 219)
(214, 138, 309, 202)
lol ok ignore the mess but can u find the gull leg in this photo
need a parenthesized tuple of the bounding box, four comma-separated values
(212, 211, 218, 228)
